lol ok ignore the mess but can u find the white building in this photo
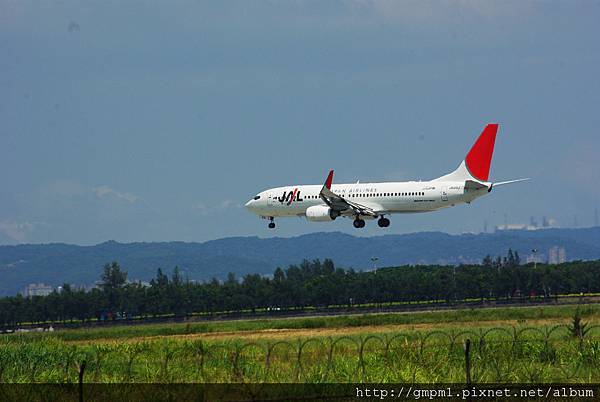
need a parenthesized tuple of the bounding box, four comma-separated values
(548, 246, 567, 264)
(23, 283, 53, 297)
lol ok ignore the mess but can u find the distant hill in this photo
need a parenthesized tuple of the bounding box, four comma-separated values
(1, 227, 600, 296)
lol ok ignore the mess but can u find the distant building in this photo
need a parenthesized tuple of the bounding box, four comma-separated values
(495, 223, 538, 231)
(495, 217, 557, 232)
(526, 253, 545, 264)
(548, 246, 566, 264)
(23, 283, 53, 297)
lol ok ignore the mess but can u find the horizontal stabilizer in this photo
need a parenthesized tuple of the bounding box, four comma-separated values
(464, 180, 489, 191)
(493, 178, 531, 187)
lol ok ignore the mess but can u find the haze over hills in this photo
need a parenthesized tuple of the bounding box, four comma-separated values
(1, 227, 600, 296)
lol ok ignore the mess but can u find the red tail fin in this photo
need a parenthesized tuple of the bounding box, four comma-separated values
(465, 124, 498, 181)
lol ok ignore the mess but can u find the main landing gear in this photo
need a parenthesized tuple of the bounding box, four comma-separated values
(377, 216, 390, 228)
(353, 216, 390, 229)
(268, 217, 275, 229)
(353, 218, 366, 229)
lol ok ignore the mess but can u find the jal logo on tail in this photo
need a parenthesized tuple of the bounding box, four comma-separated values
(278, 188, 303, 205)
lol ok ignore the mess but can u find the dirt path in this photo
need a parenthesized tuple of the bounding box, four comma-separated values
(69, 316, 594, 345)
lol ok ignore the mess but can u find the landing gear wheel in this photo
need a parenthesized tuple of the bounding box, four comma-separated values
(268, 217, 275, 229)
(377, 217, 390, 228)
(353, 218, 366, 229)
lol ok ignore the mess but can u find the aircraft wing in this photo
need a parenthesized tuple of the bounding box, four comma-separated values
(319, 170, 380, 217)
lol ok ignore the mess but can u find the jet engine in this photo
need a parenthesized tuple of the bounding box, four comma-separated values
(305, 205, 340, 222)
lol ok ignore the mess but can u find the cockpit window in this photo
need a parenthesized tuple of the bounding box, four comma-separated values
(253, 195, 261, 200)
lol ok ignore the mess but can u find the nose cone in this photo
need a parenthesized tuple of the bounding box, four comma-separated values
(245, 199, 254, 210)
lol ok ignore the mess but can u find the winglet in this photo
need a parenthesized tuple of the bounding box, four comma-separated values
(324, 170, 334, 190)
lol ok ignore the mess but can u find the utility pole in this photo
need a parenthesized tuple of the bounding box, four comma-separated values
(453, 266, 457, 302)
(532, 249, 538, 269)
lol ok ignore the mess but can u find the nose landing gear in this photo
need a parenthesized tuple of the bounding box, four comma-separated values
(268, 217, 275, 229)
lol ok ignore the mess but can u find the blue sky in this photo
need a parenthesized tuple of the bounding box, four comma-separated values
(1, 1, 599, 244)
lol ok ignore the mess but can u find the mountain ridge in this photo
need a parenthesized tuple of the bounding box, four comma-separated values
(1, 227, 600, 296)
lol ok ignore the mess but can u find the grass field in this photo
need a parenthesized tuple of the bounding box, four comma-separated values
(1, 304, 599, 383)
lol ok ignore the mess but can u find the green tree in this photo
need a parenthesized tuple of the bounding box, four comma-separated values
(101, 262, 128, 291)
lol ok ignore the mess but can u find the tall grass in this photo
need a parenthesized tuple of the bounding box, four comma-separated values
(2, 323, 600, 383)
(12, 304, 600, 342)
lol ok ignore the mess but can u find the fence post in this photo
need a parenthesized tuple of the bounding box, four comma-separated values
(464, 339, 471, 385)
(78, 360, 87, 402)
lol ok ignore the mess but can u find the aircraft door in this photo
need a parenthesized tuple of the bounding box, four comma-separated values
(267, 192, 275, 206)
(441, 187, 449, 201)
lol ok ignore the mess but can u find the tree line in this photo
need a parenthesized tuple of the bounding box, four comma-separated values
(1, 250, 599, 327)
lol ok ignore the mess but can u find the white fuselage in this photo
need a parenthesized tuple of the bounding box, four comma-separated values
(245, 180, 488, 219)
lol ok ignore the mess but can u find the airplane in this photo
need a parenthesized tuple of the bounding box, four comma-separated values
(245, 124, 529, 229)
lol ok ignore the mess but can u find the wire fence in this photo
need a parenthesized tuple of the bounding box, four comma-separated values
(1, 325, 600, 383)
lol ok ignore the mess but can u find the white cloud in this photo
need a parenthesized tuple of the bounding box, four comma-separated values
(92, 186, 141, 204)
(45, 180, 86, 197)
(0, 221, 35, 243)
(194, 199, 241, 216)
(352, 0, 532, 22)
